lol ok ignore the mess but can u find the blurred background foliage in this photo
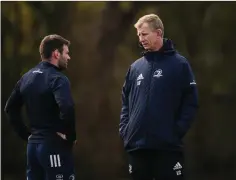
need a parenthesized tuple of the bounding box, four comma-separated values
(2, 1, 236, 180)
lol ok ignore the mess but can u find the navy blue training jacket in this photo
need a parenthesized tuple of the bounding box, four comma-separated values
(120, 39, 198, 152)
(4, 61, 76, 144)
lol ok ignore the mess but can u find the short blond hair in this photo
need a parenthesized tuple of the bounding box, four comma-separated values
(134, 14, 164, 36)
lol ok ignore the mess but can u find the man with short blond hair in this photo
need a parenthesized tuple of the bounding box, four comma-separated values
(134, 14, 164, 36)
(120, 14, 198, 180)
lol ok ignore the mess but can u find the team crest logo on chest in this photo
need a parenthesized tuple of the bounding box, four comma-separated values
(153, 69, 163, 78)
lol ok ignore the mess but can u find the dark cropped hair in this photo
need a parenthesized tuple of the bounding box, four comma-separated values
(39, 34, 70, 60)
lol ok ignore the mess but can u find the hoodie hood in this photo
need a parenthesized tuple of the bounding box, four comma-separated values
(141, 38, 176, 56)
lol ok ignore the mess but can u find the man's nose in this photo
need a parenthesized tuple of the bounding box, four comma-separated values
(139, 36, 145, 43)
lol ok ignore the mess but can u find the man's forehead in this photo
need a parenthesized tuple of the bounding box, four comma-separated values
(137, 23, 151, 32)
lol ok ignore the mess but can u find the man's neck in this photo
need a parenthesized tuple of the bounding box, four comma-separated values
(43, 59, 59, 67)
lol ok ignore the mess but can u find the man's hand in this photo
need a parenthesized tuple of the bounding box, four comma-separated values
(57, 132, 77, 146)
(56, 132, 67, 140)
(28, 134, 32, 140)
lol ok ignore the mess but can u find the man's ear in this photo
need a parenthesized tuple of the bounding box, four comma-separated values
(52, 49, 60, 59)
(156, 29, 163, 37)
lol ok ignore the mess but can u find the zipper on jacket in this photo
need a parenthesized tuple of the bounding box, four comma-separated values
(144, 58, 154, 133)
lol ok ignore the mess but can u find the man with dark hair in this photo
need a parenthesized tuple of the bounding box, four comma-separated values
(5, 34, 76, 180)
(120, 14, 198, 180)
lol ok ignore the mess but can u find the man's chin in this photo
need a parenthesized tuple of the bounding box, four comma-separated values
(59, 65, 67, 71)
(143, 46, 150, 49)
(144, 47, 151, 51)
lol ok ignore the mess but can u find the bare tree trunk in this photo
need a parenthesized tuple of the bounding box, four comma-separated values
(76, 2, 142, 179)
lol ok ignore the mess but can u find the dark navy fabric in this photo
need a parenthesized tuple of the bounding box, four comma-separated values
(27, 139, 75, 180)
(127, 149, 185, 180)
(120, 39, 198, 152)
(4, 61, 76, 144)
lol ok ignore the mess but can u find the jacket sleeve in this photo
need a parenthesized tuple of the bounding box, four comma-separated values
(176, 61, 199, 139)
(4, 79, 31, 141)
(51, 76, 76, 142)
(119, 68, 131, 140)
